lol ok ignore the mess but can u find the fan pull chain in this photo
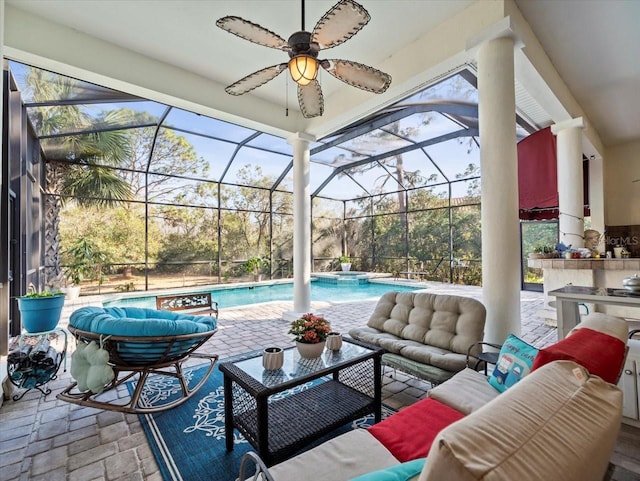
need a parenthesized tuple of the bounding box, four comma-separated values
(285, 74, 289, 117)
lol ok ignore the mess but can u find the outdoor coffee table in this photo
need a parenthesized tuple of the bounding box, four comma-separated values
(220, 338, 383, 466)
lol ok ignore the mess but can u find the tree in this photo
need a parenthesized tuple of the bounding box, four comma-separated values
(59, 205, 161, 278)
(22, 67, 133, 287)
(113, 110, 210, 203)
(219, 166, 293, 261)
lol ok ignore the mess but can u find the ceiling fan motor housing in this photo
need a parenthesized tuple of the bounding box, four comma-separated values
(287, 31, 320, 58)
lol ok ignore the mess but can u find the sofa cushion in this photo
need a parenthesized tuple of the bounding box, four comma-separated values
(398, 345, 468, 372)
(418, 361, 623, 481)
(532, 327, 626, 384)
(487, 334, 538, 393)
(268, 429, 399, 481)
(429, 368, 500, 415)
(382, 354, 458, 385)
(368, 398, 465, 462)
(363, 292, 486, 357)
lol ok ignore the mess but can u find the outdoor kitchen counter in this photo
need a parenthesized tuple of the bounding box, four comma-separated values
(528, 258, 640, 322)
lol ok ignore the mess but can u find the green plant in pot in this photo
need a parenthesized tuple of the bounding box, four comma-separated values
(63, 238, 105, 298)
(17, 289, 65, 333)
(338, 255, 352, 272)
(244, 256, 268, 281)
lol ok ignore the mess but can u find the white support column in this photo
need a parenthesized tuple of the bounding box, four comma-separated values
(551, 118, 586, 249)
(478, 36, 521, 343)
(588, 154, 605, 252)
(283, 132, 315, 322)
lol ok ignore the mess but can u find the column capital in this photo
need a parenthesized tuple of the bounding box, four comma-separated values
(287, 132, 316, 145)
(466, 16, 524, 54)
(551, 117, 586, 135)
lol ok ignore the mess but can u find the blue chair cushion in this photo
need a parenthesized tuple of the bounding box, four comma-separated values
(69, 307, 217, 366)
(70, 306, 216, 337)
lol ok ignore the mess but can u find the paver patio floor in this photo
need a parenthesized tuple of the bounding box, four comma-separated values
(1, 283, 638, 480)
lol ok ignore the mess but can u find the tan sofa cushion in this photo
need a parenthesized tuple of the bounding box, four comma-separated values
(419, 361, 623, 481)
(428, 368, 499, 414)
(268, 429, 399, 481)
(365, 292, 486, 356)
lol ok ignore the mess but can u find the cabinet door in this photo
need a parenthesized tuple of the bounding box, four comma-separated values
(618, 358, 638, 420)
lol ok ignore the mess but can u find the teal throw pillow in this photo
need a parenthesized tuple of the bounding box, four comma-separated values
(349, 458, 427, 481)
(488, 334, 538, 393)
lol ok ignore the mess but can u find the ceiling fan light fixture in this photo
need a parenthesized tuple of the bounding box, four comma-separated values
(289, 55, 318, 86)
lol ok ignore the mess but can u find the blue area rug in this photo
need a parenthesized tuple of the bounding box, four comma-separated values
(128, 361, 394, 481)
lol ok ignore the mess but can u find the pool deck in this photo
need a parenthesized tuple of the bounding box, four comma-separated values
(1, 282, 638, 480)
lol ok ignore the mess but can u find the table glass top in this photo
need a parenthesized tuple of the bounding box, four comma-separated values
(232, 340, 374, 388)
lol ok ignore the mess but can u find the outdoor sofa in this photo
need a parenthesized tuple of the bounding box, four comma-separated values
(349, 291, 487, 384)
(239, 312, 629, 481)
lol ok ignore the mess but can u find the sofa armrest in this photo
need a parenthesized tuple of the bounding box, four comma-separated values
(465, 342, 501, 369)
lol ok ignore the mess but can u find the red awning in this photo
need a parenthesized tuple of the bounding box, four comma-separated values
(518, 127, 589, 221)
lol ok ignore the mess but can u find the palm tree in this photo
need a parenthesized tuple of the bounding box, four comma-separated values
(24, 68, 133, 287)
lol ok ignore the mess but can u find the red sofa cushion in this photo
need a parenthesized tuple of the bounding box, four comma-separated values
(368, 397, 465, 462)
(531, 327, 626, 384)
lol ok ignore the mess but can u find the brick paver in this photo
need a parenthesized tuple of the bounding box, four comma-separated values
(0, 283, 565, 480)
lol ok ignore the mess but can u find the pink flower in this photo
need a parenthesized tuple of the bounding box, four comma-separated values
(288, 314, 331, 344)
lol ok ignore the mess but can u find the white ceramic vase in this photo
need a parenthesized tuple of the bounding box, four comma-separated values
(262, 347, 284, 370)
(326, 333, 343, 351)
(296, 341, 325, 359)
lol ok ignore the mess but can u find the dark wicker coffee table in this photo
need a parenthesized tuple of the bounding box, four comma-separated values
(220, 338, 383, 466)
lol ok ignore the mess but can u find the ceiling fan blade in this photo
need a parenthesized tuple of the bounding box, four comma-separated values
(216, 16, 289, 50)
(298, 80, 324, 118)
(311, 0, 370, 49)
(321, 59, 391, 93)
(225, 64, 288, 96)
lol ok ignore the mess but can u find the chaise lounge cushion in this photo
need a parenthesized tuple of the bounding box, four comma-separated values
(267, 429, 399, 481)
(419, 361, 623, 481)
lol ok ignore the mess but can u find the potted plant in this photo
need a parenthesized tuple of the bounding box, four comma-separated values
(63, 262, 86, 300)
(62, 238, 104, 299)
(288, 313, 331, 359)
(338, 255, 352, 272)
(528, 244, 555, 259)
(244, 256, 268, 282)
(17, 289, 65, 333)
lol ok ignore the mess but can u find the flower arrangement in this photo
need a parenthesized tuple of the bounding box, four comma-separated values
(288, 313, 331, 344)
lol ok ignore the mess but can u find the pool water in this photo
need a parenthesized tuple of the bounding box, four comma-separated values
(103, 280, 421, 310)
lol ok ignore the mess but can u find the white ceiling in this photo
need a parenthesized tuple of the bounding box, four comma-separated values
(5, 0, 639, 147)
(515, 0, 640, 147)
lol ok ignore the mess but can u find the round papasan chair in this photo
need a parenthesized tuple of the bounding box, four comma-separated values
(57, 306, 218, 414)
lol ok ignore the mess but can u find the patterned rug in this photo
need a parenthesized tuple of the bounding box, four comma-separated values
(128, 361, 394, 481)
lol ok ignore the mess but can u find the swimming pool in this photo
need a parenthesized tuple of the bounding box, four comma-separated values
(102, 279, 421, 310)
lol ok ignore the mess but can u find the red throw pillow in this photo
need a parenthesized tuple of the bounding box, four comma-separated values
(531, 327, 626, 384)
(368, 397, 465, 462)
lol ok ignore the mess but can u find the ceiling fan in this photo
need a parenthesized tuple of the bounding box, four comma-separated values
(216, 0, 392, 118)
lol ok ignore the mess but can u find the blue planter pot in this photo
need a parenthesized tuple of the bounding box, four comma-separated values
(17, 294, 65, 333)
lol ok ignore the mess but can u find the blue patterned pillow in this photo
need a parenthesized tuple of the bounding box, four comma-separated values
(488, 334, 538, 393)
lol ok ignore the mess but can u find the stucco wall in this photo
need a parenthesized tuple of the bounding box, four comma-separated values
(604, 140, 640, 226)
